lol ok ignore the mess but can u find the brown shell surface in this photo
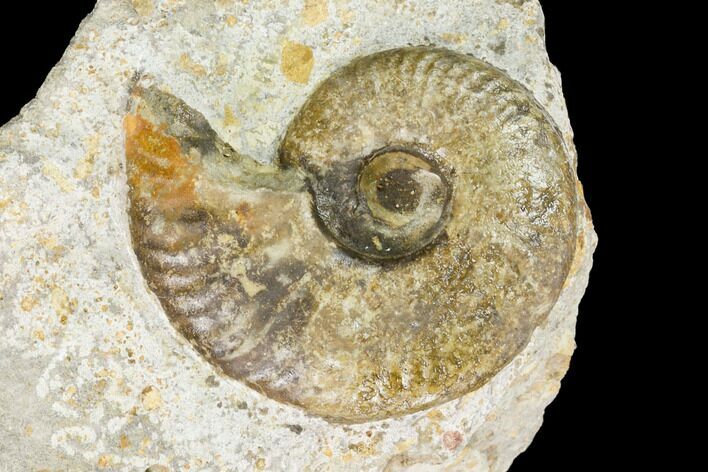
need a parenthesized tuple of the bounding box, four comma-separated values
(126, 47, 578, 423)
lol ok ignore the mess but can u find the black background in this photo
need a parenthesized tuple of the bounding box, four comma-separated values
(1, 1, 645, 470)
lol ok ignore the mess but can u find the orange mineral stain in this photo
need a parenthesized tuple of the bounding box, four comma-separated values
(124, 114, 198, 214)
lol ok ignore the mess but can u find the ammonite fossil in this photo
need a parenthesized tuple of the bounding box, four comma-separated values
(126, 47, 577, 423)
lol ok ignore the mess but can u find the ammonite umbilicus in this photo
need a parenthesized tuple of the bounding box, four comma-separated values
(126, 47, 577, 422)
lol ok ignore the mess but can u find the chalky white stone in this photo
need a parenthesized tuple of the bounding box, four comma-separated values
(0, 0, 595, 470)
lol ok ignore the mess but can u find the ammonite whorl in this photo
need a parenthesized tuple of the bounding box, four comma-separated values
(125, 47, 578, 422)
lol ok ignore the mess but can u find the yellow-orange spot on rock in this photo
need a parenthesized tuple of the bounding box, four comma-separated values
(281, 41, 314, 84)
(440, 32, 468, 45)
(140, 385, 162, 410)
(42, 161, 75, 193)
(20, 296, 38, 312)
(337, 4, 354, 25)
(51, 286, 77, 320)
(395, 438, 415, 453)
(224, 105, 240, 127)
(524, 33, 539, 44)
(120, 434, 130, 449)
(348, 435, 381, 456)
(215, 53, 230, 76)
(97, 455, 112, 469)
(178, 53, 208, 77)
(225, 14, 238, 26)
(75, 134, 101, 180)
(131, 0, 154, 16)
(94, 378, 108, 394)
(65, 385, 77, 398)
(39, 235, 67, 261)
(302, 0, 328, 26)
(51, 287, 78, 316)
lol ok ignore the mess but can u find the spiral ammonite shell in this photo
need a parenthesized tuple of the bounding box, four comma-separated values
(125, 47, 578, 422)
